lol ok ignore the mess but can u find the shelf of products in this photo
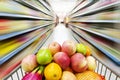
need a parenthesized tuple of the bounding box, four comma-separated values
(66, 0, 120, 65)
(0, 21, 54, 40)
(66, 0, 120, 80)
(0, 0, 56, 79)
(69, 23, 120, 43)
(69, 0, 98, 17)
(69, 0, 120, 18)
(14, 0, 54, 17)
(69, 9, 120, 23)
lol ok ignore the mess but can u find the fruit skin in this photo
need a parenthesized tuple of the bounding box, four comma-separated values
(53, 52, 70, 70)
(44, 62, 62, 80)
(86, 56, 97, 71)
(21, 54, 38, 72)
(61, 71, 77, 80)
(64, 67, 73, 73)
(76, 43, 87, 55)
(71, 53, 88, 72)
(75, 71, 105, 80)
(22, 66, 44, 80)
(36, 49, 52, 65)
(48, 42, 61, 55)
(86, 46, 91, 56)
(62, 40, 76, 56)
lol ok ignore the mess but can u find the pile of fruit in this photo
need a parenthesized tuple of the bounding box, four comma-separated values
(21, 40, 105, 80)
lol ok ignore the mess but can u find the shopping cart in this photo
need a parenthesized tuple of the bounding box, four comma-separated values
(3, 55, 120, 80)
(3, 29, 120, 80)
(3, 32, 120, 80)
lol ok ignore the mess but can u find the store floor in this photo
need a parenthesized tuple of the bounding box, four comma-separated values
(42, 23, 76, 47)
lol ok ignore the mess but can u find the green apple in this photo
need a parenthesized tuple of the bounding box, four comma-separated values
(76, 43, 87, 55)
(36, 49, 52, 65)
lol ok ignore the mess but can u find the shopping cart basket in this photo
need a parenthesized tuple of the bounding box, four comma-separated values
(3, 55, 120, 80)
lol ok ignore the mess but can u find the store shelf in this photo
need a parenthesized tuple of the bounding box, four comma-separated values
(0, 23, 54, 40)
(69, 24, 120, 43)
(67, 0, 120, 73)
(0, 0, 55, 20)
(0, 0, 55, 79)
(71, 1, 120, 18)
(0, 13, 53, 20)
(14, 0, 53, 17)
(70, 20, 120, 23)
(69, 0, 84, 13)
(69, 0, 98, 16)
(37, 0, 54, 13)
(0, 0, 55, 78)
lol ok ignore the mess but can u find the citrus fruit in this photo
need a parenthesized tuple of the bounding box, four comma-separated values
(86, 46, 91, 56)
(44, 62, 62, 80)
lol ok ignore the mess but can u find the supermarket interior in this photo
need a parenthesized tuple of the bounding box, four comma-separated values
(0, 0, 120, 80)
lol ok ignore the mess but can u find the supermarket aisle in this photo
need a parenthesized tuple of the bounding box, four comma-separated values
(42, 0, 78, 46)
(43, 23, 76, 47)
(1, 0, 120, 79)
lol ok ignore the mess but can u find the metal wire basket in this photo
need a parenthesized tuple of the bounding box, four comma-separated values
(4, 56, 120, 80)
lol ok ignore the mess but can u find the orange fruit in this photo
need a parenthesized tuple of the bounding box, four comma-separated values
(44, 62, 62, 80)
(86, 46, 91, 56)
(75, 71, 105, 80)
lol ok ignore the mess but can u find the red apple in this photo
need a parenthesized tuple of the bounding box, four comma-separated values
(53, 52, 70, 70)
(71, 53, 88, 72)
(62, 40, 76, 56)
(48, 42, 61, 55)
